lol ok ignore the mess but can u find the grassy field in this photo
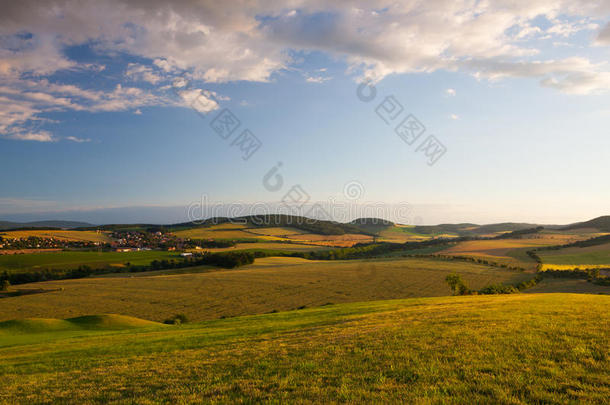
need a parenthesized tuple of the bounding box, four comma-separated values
(539, 242, 610, 269)
(0, 294, 607, 403)
(0, 257, 531, 322)
(0, 250, 181, 273)
(0, 229, 112, 243)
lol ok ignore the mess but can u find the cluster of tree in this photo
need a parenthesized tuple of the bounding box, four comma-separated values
(541, 268, 603, 280)
(494, 226, 544, 239)
(1, 251, 256, 286)
(423, 254, 526, 271)
(150, 251, 255, 270)
(445, 273, 543, 296)
(0, 236, 104, 250)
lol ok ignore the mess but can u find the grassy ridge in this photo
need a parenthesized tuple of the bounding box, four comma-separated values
(0, 294, 607, 403)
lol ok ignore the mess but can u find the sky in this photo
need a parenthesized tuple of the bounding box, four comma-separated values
(1, 0, 610, 225)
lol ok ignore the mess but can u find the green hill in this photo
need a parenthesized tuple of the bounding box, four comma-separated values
(0, 294, 607, 403)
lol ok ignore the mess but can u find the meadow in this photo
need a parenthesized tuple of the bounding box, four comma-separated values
(0, 229, 112, 243)
(0, 294, 607, 403)
(0, 250, 181, 273)
(0, 257, 531, 322)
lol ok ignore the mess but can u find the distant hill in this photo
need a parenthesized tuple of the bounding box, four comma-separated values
(0, 220, 93, 231)
(563, 216, 610, 232)
(414, 222, 540, 237)
(349, 218, 394, 234)
(82, 215, 370, 236)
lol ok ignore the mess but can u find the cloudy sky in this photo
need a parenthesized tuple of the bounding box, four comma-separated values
(1, 0, 609, 224)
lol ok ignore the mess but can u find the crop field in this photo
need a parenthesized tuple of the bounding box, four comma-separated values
(0, 230, 112, 243)
(0, 250, 181, 273)
(0, 294, 607, 403)
(0, 257, 531, 322)
(376, 226, 430, 243)
(285, 233, 374, 247)
(245, 227, 308, 236)
(196, 241, 329, 253)
(538, 242, 610, 269)
(436, 237, 581, 269)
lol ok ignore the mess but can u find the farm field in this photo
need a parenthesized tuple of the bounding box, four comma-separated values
(0, 229, 112, 243)
(0, 257, 531, 322)
(538, 242, 610, 269)
(196, 241, 330, 252)
(0, 250, 181, 273)
(0, 294, 607, 403)
(437, 236, 584, 269)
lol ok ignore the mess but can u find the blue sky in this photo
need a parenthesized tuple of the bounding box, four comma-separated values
(1, 1, 609, 224)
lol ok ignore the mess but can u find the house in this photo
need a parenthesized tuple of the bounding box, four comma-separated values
(180, 252, 193, 257)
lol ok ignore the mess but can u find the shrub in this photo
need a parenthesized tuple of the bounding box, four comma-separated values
(164, 313, 189, 325)
(445, 273, 470, 295)
(0, 279, 9, 291)
(478, 284, 519, 295)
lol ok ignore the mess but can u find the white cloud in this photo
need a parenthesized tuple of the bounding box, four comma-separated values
(0, 0, 609, 143)
(178, 88, 220, 114)
(125, 63, 164, 84)
(449, 114, 459, 120)
(446, 88, 456, 96)
(305, 75, 331, 84)
(65, 136, 91, 143)
(8, 130, 55, 142)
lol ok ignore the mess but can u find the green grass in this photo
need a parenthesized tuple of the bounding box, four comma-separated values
(0, 250, 182, 274)
(0, 257, 531, 322)
(0, 294, 607, 403)
(539, 242, 610, 267)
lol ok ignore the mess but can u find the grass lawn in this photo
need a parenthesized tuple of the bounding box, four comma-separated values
(0, 257, 531, 322)
(0, 250, 181, 273)
(0, 294, 607, 403)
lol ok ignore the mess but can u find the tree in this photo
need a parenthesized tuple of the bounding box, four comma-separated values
(445, 273, 469, 295)
(0, 279, 9, 291)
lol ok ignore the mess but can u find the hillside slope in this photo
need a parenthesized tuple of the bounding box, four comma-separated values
(563, 216, 610, 232)
(0, 294, 607, 403)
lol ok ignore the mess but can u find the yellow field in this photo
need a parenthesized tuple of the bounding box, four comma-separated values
(541, 264, 610, 270)
(0, 230, 112, 243)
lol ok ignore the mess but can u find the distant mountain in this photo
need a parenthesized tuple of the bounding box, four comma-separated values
(562, 216, 610, 232)
(0, 220, 93, 231)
